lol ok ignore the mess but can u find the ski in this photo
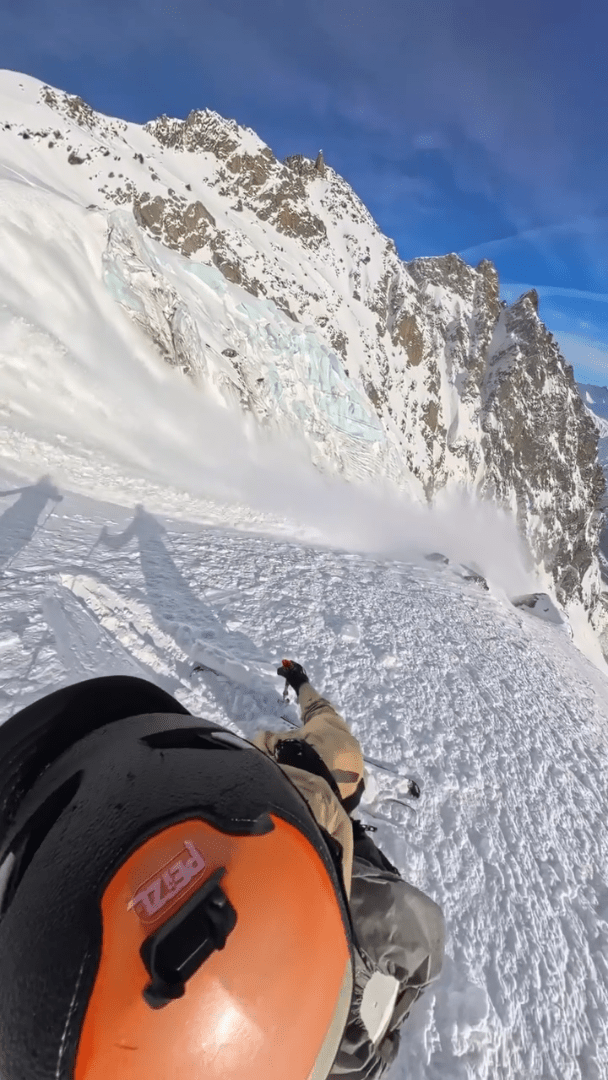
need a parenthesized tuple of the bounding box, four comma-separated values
(380, 797, 418, 815)
(362, 755, 421, 798)
(360, 799, 417, 826)
(279, 712, 302, 728)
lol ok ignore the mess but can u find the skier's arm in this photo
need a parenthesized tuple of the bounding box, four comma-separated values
(298, 680, 353, 735)
(279, 660, 353, 733)
(277, 659, 366, 812)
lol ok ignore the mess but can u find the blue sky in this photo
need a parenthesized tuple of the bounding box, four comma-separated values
(2, 0, 608, 384)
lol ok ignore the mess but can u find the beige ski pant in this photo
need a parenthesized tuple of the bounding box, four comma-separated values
(252, 683, 365, 898)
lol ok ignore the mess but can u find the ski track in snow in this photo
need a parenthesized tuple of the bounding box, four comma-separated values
(0, 471, 607, 1079)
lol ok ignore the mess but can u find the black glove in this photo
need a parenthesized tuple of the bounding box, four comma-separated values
(378, 1028, 401, 1068)
(277, 659, 309, 694)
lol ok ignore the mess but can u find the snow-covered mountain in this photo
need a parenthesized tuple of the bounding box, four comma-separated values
(578, 382, 608, 473)
(579, 383, 608, 422)
(0, 70, 605, 652)
(577, 382, 608, 581)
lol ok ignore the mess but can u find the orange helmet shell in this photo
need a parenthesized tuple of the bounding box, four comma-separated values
(75, 816, 352, 1080)
(0, 688, 355, 1080)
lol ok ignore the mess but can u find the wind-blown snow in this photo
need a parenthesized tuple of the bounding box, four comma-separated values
(0, 468, 607, 1079)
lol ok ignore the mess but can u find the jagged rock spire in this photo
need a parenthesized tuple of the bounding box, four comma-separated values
(519, 288, 539, 313)
(314, 149, 325, 176)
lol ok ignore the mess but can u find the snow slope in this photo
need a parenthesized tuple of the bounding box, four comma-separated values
(0, 464, 607, 1080)
(0, 81, 551, 625)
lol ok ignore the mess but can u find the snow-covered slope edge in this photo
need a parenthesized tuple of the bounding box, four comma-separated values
(0, 70, 605, 658)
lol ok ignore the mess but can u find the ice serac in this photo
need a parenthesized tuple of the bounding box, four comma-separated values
(2, 73, 606, 639)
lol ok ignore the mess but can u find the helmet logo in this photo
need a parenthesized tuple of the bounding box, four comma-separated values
(128, 840, 207, 923)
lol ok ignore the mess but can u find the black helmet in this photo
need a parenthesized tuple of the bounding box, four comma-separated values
(0, 676, 354, 1079)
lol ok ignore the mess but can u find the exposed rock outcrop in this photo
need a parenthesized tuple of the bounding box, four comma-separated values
(132, 192, 216, 256)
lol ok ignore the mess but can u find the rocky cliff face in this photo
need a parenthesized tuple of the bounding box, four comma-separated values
(479, 293, 605, 610)
(2, 75, 605, 632)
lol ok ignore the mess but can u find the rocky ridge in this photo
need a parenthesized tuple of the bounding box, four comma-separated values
(1, 74, 605, 643)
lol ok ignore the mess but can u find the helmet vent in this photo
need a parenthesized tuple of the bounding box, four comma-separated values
(141, 729, 241, 752)
(0, 770, 83, 918)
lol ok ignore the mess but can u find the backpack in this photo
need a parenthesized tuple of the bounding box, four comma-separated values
(272, 736, 445, 1078)
(329, 817, 445, 1079)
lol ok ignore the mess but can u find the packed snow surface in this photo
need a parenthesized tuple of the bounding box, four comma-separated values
(0, 466, 607, 1080)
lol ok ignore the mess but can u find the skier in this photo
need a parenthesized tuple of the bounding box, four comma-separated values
(0, 664, 443, 1080)
(257, 660, 445, 1076)
(252, 659, 368, 900)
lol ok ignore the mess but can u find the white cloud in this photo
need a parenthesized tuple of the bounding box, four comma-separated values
(413, 132, 445, 150)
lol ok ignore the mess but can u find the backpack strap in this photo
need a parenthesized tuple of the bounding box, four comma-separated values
(273, 742, 400, 881)
(351, 817, 402, 878)
(274, 738, 343, 802)
(273, 737, 366, 814)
